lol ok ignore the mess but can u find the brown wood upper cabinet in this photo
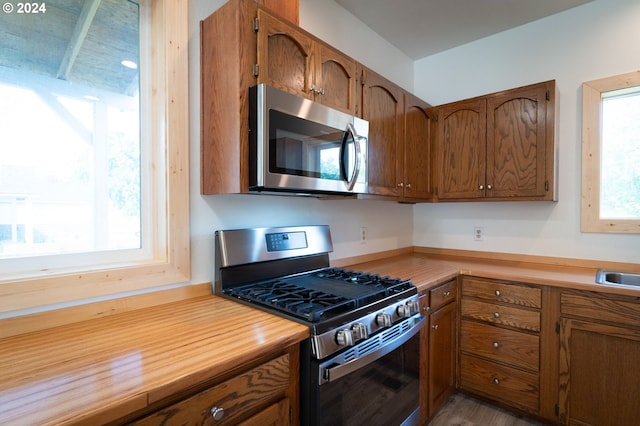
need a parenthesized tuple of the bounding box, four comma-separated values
(434, 80, 557, 201)
(359, 66, 404, 198)
(200, 0, 357, 194)
(257, 10, 357, 115)
(403, 93, 435, 201)
(359, 67, 434, 201)
(258, 0, 299, 24)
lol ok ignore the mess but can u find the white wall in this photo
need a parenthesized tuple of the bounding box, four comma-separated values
(413, 0, 640, 263)
(189, 0, 414, 285)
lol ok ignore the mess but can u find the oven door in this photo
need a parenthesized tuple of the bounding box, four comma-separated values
(249, 84, 368, 195)
(302, 315, 425, 426)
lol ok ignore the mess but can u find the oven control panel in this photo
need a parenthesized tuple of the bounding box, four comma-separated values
(265, 231, 308, 252)
(311, 294, 422, 359)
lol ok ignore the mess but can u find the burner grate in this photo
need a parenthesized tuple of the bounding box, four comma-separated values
(224, 267, 414, 323)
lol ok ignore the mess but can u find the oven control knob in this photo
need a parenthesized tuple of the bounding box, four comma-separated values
(407, 300, 419, 315)
(351, 323, 369, 340)
(375, 313, 392, 328)
(336, 329, 354, 346)
(397, 301, 417, 318)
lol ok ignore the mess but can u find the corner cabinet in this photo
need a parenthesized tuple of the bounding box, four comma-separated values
(419, 279, 457, 424)
(359, 66, 405, 198)
(434, 80, 558, 201)
(558, 290, 640, 426)
(128, 349, 299, 426)
(200, 0, 357, 194)
(359, 67, 434, 201)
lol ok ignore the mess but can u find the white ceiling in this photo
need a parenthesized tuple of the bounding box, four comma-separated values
(335, 0, 594, 59)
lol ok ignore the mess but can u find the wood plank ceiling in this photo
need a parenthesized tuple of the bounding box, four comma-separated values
(0, 0, 139, 96)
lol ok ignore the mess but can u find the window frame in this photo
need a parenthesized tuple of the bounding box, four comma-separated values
(0, 0, 190, 314)
(581, 70, 640, 233)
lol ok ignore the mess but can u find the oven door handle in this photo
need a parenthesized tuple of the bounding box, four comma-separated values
(320, 315, 425, 384)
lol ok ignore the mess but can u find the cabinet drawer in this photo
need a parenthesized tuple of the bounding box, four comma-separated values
(462, 278, 541, 308)
(132, 354, 290, 426)
(429, 279, 457, 311)
(461, 299, 540, 332)
(561, 291, 640, 329)
(460, 320, 539, 372)
(460, 354, 539, 413)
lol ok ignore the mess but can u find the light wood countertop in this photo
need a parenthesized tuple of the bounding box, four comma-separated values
(344, 251, 640, 297)
(1, 249, 638, 425)
(0, 296, 309, 425)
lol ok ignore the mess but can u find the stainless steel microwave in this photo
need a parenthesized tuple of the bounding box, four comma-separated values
(249, 84, 368, 196)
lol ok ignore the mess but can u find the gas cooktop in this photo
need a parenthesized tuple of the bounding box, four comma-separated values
(223, 267, 414, 323)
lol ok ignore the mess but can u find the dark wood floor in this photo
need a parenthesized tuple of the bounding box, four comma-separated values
(427, 393, 546, 426)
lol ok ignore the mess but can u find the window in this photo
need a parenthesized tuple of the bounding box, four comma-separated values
(581, 71, 640, 233)
(0, 0, 189, 314)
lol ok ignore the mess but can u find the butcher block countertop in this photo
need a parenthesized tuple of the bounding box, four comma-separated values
(0, 296, 309, 426)
(340, 248, 640, 297)
(1, 248, 639, 425)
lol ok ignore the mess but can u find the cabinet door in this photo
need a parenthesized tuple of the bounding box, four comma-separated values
(314, 43, 357, 114)
(486, 83, 549, 198)
(257, 10, 314, 99)
(428, 301, 457, 415)
(559, 318, 640, 426)
(436, 98, 486, 199)
(403, 93, 434, 201)
(360, 67, 404, 197)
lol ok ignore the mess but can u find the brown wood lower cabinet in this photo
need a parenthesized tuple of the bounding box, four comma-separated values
(420, 279, 458, 424)
(459, 277, 542, 417)
(129, 352, 295, 426)
(559, 290, 640, 426)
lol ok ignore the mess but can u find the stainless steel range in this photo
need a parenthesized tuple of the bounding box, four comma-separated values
(215, 225, 424, 426)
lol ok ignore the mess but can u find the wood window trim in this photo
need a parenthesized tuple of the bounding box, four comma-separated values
(581, 70, 640, 233)
(0, 0, 190, 314)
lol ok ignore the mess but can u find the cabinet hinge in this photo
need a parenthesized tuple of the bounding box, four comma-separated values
(546, 90, 550, 101)
(555, 404, 559, 416)
(253, 63, 259, 77)
(253, 16, 259, 32)
(555, 321, 560, 333)
(545, 180, 549, 192)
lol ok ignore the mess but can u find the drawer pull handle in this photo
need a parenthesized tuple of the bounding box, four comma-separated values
(432, 324, 439, 330)
(495, 290, 501, 296)
(443, 291, 451, 297)
(492, 341, 499, 348)
(493, 312, 500, 319)
(493, 378, 500, 385)
(211, 406, 225, 421)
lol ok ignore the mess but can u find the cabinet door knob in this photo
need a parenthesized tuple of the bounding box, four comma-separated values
(397, 182, 404, 187)
(493, 312, 500, 319)
(493, 378, 500, 385)
(432, 324, 439, 330)
(495, 290, 501, 297)
(492, 341, 499, 348)
(479, 184, 484, 190)
(443, 291, 451, 297)
(211, 406, 225, 421)
(406, 183, 412, 189)
(487, 184, 492, 190)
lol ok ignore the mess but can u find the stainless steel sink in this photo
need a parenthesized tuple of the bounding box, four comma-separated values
(596, 269, 640, 287)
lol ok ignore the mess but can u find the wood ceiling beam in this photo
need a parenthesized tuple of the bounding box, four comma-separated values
(56, 0, 102, 80)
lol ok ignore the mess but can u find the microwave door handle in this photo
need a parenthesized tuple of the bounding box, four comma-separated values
(341, 123, 361, 191)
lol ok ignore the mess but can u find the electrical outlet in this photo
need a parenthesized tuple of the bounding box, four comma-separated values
(474, 226, 484, 241)
(360, 226, 367, 244)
